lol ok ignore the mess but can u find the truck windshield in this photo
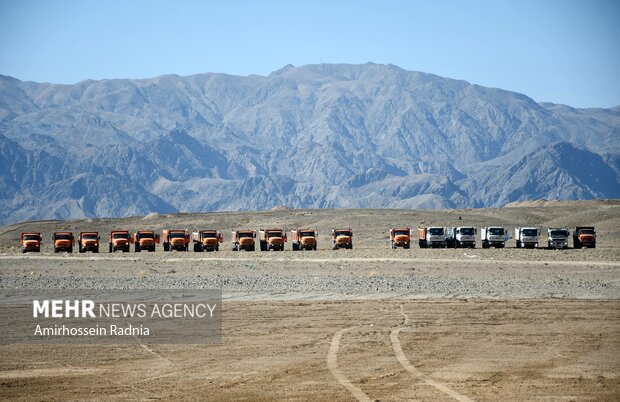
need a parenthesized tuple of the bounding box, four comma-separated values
(429, 228, 444, 235)
(579, 229, 594, 235)
(300, 231, 314, 237)
(238, 232, 253, 238)
(202, 232, 217, 238)
(169, 232, 185, 238)
(523, 229, 537, 236)
(394, 230, 409, 236)
(82, 234, 98, 239)
(489, 228, 504, 235)
(551, 230, 568, 237)
(113, 233, 130, 239)
(23, 235, 39, 240)
(335, 231, 351, 237)
(459, 228, 474, 235)
(267, 231, 282, 237)
(139, 233, 154, 239)
(54, 234, 71, 240)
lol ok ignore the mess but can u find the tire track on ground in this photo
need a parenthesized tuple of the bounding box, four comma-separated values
(390, 305, 475, 402)
(327, 326, 372, 402)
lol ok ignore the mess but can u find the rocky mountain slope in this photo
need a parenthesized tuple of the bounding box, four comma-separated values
(0, 63, 618, 224)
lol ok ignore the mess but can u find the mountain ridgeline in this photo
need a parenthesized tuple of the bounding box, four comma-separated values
(0, 63, 619, 224)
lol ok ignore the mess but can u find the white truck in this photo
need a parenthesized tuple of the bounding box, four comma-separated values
(446, 227, 476, 248)
(547, 228, 569, 249)
(418, 227, 447, 248)
(481, 226, 507, 249)
(514, 227, 540, 248)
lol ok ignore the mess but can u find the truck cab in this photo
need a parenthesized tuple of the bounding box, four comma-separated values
(332, 228, 353, 250)
(547, 228, 569, 249)
(134, 231, 159, 252)
(53, 231, 74, 253)
(291, 229, 318, 251)
(162, 229, 190, 252)
(232, 230, 256, 251)
(109, 230, 132, 253)
(259, 228, 287, 251)
(446, 227, 477, 248)
(481, 227, 506, 249)
(515, 227, 540, 248)
(21, 232, 42, 253)
(418, 227, 446, 248)
(78, 231, 100, 253)
(390, 228, 411, 249)
(193, 230, 223, 252)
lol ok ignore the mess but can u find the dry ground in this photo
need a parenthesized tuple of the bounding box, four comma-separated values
(0, 201, 619, 401)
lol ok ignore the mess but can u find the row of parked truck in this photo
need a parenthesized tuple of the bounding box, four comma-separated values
(19, 225, 595, 253)
(402, 226, 596, 249)
(18, 228, 353, 253)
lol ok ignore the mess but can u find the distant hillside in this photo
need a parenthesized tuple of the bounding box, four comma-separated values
(1, 63, 619, 224)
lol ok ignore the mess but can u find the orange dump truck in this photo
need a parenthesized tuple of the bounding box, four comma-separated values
(21, 232, 42, 253)
(291, 229, 318, 250)
(162, 229, 190, 252)
(192, 230, 223, 252)
(52, 231, 74, 253)
(78, 231, 100, 253)
(390, 228, 412, 249)
(231, 229, 256, 251)
(573, 226, 596, 249)
(259, 228, 287, 251)
(109, 230, 132, 253)
(133, 230, 159, 252)
(332, 228, 353, 250)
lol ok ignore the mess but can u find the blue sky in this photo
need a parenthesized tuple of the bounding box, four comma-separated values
(0, 0, 618, 108)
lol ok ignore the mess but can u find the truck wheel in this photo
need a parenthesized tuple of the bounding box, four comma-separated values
(185, 244, 189, 252)
(216, 245, 219, 251)
(109, 244, 113, 253)
(135, 244, 141, 252)
(292, 243, 298, 251)
(94, 247, 99, 253)
(69, 247, 73, 253)
(404, 243, 410, 249)
(21, 246, 25, 253)
(482, 241, 489, 249)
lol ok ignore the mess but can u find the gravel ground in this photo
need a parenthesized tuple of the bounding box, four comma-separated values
(0, 248, 618, 300)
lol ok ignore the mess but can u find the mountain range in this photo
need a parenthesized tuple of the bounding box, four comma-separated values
(1, 63, 619, 224)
